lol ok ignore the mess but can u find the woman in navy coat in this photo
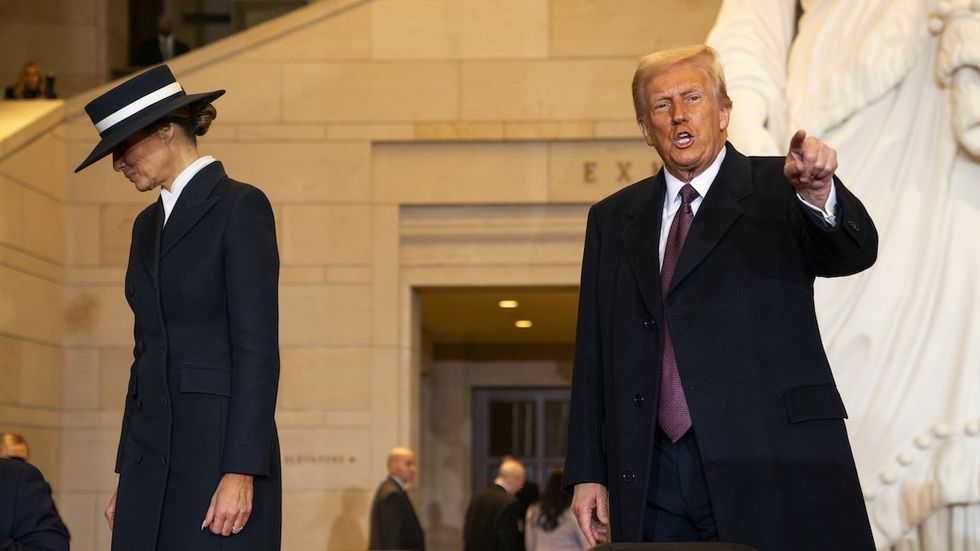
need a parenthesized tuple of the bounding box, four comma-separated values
(75, 65, 281, 550)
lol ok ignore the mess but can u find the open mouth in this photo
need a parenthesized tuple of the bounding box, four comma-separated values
(674, 131, 694, 148)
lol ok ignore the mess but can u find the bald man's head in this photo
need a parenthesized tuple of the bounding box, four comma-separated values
(495, 458, 526, 495)
(387, 447, 417, 485)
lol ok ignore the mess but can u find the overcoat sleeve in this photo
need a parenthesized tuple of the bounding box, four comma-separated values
(0, 462, 69, 551)
(220, 186, 280, 476)
(797, 178, 878, 277)
(563, 206, 608, 488)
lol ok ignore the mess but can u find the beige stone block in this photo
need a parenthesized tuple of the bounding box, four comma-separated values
(279, 429, 371, 491)
(0, 337, 20, 402)
(460, 59, 637, 121)
(177, 62, 282, 123)
(0, 266, 63, 344)
(504, 121, 595, 140)
(0, 178, 23, 246)
(67, 205, 101, 267)
(282, 62, 458, 123)
(18, 341, 63, 408)
(65, 267, 125, 286)
(64, 285, 131, 347)
(548, 139, 660, 202)
(239, 2, 372, 61)
(56, 493, 97, 551)
(99, 204, 141, 266)
(373, 0, 548, 59)
(200, 124, 237, 141)
(595, 119, 642, 138)
(0, 246, 63, 283)
(325, 123, 414, 141)
(280, 267, 326, 284)
(283, 490, 370, 551)
(372, 142, 548, 204)
(279, 348, 372, 409)
(63, 348, 100, 409)
(415, 122, 503, 141)
(202, 142, 370, 203)
(325, 266, 372, 284)
(20, 186, 65, 262)
(280, 205, 373, 265)
(275, 409, 325, 428)
(98, 348, 133, 410)
(235, 124, 326, 142)
(325, 410, 371, 427)
(279, 284, 372, 346)
(550, 0, 723, 57)
(371, 206, 400, 347)
(0, 131, 66, 200)
(59, 429, 121, 492)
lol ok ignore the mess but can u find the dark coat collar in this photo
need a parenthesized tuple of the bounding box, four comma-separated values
(621, 142, 753, 316)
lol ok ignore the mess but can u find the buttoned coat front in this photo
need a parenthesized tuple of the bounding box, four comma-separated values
(111, 162, 281, 551)
(564, 144, 877, 550)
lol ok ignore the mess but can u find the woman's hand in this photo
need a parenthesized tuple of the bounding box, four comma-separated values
(202, 473, 254, 536)
(105, 489, 117, 530)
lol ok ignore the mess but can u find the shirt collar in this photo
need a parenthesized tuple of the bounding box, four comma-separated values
(390, 475, 407, 491)
(663, 145, 727, 205)
(160, 155, 216, 224)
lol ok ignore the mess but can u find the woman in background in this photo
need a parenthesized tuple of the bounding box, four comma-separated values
(525, 469, 588, 551)
(4, 62, 56, 99)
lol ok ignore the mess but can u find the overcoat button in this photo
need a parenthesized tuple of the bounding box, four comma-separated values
(633, 393, 645, 406)
(643, 318, 656, 330)
(161, 396, 169, 408)
(622, 470, 635, 483)
(136, 399, 143, 411)
(160, 456, 168, 467)
(134, 453, 143, 465)
(157, 337, 165, 350)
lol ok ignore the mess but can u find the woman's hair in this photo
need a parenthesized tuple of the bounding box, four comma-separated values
(12, 62, 45, 99)
(535, 469, 571, 532)
(164, 100, 218, 142)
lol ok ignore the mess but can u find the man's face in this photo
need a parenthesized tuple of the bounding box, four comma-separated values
(638, 62, 730, 182)
(390, 452, 417, 484)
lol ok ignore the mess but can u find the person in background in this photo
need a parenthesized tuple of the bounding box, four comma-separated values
(525, 469, 587, 551)
(136, 14, 190, 66)
(4, 62, 56, 100)
(368, 447, 425, 551)
(0, 458, 70, 551)
(0, 434, 29, 461)
(464, 458, 526, 551)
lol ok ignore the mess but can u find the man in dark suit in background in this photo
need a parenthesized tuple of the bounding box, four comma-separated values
(136, 14, 190, 66)
(0, 458, 69, 551)
(369, 447, 425, 551)
(564, 45, 877, 550)
(464, 458, 526, 551)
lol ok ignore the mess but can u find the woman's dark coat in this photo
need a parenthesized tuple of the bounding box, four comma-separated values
(112, 162, 281, 550)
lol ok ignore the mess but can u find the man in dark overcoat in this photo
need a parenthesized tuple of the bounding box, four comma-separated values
(463, 459, 526, 551)
(0, 458, 70, 551)
(563, 45, 877, 550)
(369, 447, 425, 550)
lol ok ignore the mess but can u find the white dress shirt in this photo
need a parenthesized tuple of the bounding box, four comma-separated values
(160, 156, 216, 225)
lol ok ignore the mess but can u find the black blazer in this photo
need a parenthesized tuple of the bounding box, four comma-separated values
(564, 143, 877, 550)
(0, 459, 69, 551)
(369, 477, 425, 550)
(463, 484, 524, 551)
(111, 162, 281, 550)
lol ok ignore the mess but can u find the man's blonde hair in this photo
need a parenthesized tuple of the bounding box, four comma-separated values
(631, 44, 733, 120)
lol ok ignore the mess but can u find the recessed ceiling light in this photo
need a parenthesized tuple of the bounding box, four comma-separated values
(498, 300, 519, 309)
(514, 320, 533, 328)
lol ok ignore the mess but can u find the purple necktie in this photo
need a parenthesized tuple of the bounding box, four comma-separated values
(658, 184, 698, 442)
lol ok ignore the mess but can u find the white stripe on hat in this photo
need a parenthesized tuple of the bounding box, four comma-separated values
(94, 81, 184, 134)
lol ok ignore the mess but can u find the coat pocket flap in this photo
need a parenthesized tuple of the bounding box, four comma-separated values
(783, 384, 847, 423)
(180, 365, 231, 396)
